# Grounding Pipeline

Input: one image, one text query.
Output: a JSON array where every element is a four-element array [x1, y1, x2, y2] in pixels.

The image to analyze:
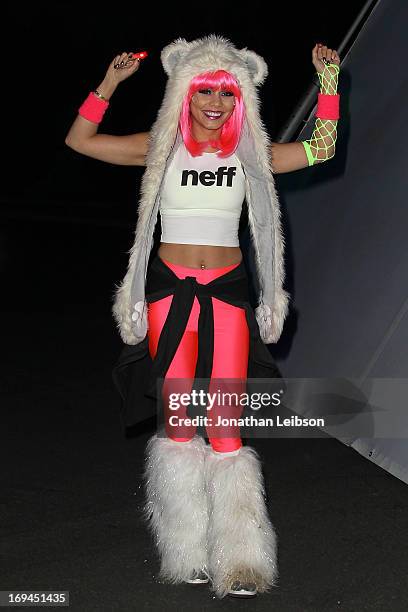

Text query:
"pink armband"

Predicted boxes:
[[78, 92, 109, 124], [316, 93, 340, 120]]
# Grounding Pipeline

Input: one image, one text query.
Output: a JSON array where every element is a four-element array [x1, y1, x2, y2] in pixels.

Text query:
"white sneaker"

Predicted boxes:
[[185, 568, 210, 584], [227, 580, 257, 598]]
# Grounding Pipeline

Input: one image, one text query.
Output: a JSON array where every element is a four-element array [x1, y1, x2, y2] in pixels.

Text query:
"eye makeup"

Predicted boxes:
[[197, 89, 234, 97]]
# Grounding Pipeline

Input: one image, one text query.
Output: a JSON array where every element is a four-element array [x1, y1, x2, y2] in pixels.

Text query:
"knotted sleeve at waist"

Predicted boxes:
[[145, 256, 280, 418], [112, 255, 285, 430]]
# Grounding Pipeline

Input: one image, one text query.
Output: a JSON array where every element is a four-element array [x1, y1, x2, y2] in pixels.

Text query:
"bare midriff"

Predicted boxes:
[[158, 243, 243, 270]]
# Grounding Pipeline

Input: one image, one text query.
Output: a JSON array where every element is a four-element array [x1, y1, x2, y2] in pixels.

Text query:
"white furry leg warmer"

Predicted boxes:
[[142, 434, 209, 583], [204, 445, 278, 598]]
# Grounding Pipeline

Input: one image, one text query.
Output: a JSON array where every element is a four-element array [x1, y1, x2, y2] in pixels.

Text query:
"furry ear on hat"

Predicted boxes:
[[161, 37, 191, 76], [240, 48, 268, 85]]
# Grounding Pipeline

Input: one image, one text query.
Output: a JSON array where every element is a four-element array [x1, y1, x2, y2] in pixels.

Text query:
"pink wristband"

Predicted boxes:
[[316, 93, 340, 120], [78, 92, 109, 124]]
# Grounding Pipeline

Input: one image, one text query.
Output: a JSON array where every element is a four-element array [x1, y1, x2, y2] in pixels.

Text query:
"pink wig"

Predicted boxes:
[[179, 70, 245, 158]]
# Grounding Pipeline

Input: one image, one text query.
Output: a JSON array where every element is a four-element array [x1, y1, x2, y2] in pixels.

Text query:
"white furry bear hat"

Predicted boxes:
[[145, 34, 271, 167], [161, 34, 268, 86], [113, 34, 289, 346]]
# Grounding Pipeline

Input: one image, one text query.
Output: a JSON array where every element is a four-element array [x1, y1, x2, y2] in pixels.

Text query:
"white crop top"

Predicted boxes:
[[159, 143, 246, 247]]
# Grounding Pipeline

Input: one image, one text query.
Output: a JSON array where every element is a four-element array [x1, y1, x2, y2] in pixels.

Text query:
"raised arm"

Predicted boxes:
[[65, 51, 150, 166], [270, 43, 340, 175]]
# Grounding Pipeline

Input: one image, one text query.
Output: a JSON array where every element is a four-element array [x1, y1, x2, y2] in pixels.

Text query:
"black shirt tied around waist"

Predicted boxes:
[[112, 254, 286, 431]]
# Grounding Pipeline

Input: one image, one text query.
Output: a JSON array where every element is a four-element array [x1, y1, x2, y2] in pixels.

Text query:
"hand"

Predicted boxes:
[[312, 43, 340, 75], [105, 51, 142, 85]]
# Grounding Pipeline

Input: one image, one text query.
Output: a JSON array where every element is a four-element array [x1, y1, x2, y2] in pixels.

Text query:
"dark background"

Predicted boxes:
[[3, 1, 372, 211], [4, 3, 408, 612]]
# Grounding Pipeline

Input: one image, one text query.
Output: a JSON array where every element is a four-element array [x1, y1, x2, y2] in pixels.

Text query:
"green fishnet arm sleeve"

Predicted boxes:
[[302, 62, 340, 166]]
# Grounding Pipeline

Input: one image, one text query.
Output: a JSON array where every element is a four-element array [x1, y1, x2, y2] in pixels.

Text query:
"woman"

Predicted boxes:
[[65, 35, 340, 599]]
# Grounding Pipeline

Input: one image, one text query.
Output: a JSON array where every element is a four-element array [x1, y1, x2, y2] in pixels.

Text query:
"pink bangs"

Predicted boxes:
[[179, 70, 245, 158]]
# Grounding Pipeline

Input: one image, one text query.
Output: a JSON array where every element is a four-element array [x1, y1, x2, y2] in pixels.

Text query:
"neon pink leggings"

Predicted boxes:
[[147, 257, 250, 453]]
